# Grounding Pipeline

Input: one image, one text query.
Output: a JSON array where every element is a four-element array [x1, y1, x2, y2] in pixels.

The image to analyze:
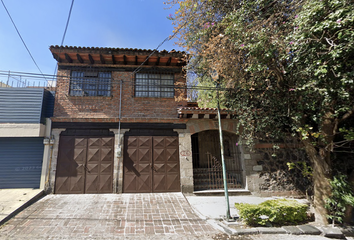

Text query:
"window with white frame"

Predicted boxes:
[[69, 71, 111, 97], [135, 73, 174, 98]]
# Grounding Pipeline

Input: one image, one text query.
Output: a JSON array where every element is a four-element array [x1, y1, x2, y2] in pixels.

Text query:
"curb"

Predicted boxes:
[[217, 221, 347, 239], [0, 190, 45, 226]]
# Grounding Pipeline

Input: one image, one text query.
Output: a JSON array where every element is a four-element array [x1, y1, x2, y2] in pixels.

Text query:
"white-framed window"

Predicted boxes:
[[69, 71, 111, 97], [135, 73, 174, 98]]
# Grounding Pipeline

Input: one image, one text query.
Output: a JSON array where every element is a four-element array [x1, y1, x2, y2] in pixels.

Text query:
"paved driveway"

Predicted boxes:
[[0, 193, 219, 239]]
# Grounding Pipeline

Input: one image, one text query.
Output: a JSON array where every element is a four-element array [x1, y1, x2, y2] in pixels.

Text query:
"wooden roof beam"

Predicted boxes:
[[52, 53, 61, 63], [65, 53, 73, 63], [144, 56, 149, 65], [166, 57, 172, 66], [111, 55, 116, 64], [123, 55, 127, 65], [76, 54, 83, 63], [155, 57, 160, 66], [100, 54, 105, 64], [88, 54, 94, 64], [135, 56, 138, 65]]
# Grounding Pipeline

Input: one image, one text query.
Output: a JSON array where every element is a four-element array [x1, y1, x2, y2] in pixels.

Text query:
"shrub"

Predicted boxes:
[[325, 174, 354, 226], [235, 199, 308, 226]]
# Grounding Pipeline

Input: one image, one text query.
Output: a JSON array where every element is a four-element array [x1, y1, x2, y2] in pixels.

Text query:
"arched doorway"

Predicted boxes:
[[191, 130, 243, 191]]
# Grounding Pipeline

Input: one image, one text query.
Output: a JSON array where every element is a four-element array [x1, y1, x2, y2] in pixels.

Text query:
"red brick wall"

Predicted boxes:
[[53, 69, 187, 122]]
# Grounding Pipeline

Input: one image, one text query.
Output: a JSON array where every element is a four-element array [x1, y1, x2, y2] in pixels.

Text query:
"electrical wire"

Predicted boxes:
[[132, 1, 207, 75], [53, 0, 75, 81], [60, 0, 75, 46], [1, 0, 48, 82]]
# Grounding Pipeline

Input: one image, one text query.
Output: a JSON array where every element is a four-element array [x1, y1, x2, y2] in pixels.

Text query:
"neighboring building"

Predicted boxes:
[[0, 87, 54, 189], [48, 45, 308, 197]]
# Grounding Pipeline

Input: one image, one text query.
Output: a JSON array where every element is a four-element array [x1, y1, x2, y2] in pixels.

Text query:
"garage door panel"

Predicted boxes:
[[137, 174, 152, 193], [138, 137, 152, 148], [55, 135, 113, 194], [153, 137, 165, 148], [75, 138, 87, 147], [153, 174, 166, 192], [154, 163, 165, 173], [88, 138, 101, 147], [85, 175, 98, 193], [123, 135, 180, 193], [87, 149, 100, 162], [123, 174, 137, 193], [101, 148, 113, 162], [165, 137, 178, 148], [138, 148, 151, 162], [166, 174, 180, 192], [167, 163, 179, 173], [100, 163, 112, 174], [99, 175, 113, 193], [139, 163, 151, 173], [153, 148, 165, 163]]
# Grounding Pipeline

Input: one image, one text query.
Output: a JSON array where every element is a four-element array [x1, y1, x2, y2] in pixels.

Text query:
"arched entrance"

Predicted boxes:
[[191, 130, 243, 191]]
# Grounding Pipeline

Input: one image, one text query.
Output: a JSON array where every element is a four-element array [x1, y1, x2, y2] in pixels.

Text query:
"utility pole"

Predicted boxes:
[[211, 69, 231, 220]]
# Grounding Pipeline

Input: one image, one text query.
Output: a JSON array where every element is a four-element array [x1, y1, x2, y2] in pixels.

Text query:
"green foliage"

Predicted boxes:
[[168, 0, 354, 222], [287, 161, 313, 178], [339, 128, 354, 141], [196, 75, 228, 108], [325, 174, 354, 224], [235, 199, 308, 226]]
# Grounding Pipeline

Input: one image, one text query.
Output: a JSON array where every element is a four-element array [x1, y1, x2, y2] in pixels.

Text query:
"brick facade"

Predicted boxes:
[[53, 70, 187, 122]]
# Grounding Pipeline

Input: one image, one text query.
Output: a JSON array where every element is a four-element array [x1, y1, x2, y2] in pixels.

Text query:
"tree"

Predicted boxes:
[[167, 0, 354, 224]]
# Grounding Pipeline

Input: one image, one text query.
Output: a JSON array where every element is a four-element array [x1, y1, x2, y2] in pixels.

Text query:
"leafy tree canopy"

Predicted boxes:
[[166, 0, 354, 224]]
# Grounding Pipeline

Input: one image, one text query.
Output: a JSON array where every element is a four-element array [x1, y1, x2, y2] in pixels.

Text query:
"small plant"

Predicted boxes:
[[235, 199, 308, 226], [325, 174, 354, 226]]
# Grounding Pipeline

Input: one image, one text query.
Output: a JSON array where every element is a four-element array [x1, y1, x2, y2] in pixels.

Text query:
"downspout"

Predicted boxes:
[[115, 80, 123, 193], [117, 80, 123, 152]]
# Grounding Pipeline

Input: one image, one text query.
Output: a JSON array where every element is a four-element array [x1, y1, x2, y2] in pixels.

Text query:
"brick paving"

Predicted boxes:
[[0, 193, 219, 239]]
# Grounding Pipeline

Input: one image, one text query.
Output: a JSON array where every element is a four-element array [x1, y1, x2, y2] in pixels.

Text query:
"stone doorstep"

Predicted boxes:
[[219, 222, 347, 239]]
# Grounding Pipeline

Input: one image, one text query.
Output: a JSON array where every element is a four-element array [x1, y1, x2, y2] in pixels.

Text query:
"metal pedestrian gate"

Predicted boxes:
[[123, 136, 180, 193], [55, 136, 114, 194]]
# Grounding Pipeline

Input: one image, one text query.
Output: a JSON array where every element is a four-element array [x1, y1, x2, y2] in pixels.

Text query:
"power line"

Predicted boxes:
[[60, 0, 75, 46], [1, 0, 48, 82], [53, 0, 75, 80], [132, 1, 207, 75]]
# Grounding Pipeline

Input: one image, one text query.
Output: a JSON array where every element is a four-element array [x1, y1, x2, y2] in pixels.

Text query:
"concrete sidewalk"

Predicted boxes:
[[186, 195, 354, 239], [0, 188, 44, 225], [186, 195, 273, 220]]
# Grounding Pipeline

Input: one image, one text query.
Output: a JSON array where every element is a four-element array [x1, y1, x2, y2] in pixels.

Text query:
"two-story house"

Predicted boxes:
[[49, 45, 308, 197]]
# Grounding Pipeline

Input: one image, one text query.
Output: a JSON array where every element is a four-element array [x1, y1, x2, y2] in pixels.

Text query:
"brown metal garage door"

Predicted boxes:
[[123, 136, 180, 193], [55, 136, 114, 194]]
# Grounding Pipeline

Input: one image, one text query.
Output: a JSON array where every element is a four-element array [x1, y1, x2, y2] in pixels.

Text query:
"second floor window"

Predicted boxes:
[[70, 71, 111, 97], [135, 73, 174, 98]]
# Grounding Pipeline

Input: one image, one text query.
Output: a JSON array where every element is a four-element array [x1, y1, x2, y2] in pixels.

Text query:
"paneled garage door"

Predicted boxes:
[[123, 136, 180, 193], [55, 136, 114, 194], [0, 137, 43, 189]]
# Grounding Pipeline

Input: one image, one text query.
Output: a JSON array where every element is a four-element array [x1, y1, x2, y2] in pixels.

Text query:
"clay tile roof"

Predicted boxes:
[[49, 45, 186, 56], [177, 106, 236, 114]]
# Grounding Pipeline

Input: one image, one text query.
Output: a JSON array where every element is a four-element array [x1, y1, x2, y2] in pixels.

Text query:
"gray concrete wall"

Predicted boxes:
[[176, 130, 193, 194]]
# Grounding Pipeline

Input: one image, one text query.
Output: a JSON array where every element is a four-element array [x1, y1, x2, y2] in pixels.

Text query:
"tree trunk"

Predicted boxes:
[[303, 140, 332, 225]]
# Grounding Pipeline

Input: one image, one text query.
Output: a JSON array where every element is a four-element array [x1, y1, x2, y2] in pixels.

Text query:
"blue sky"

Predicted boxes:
[[0, 0, 181, 85]]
